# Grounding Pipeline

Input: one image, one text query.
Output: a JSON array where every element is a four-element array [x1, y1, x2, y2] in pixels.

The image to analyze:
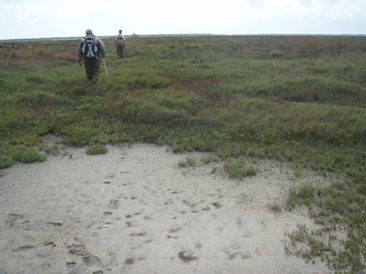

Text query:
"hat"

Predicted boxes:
[[86, 29, 93, 35]]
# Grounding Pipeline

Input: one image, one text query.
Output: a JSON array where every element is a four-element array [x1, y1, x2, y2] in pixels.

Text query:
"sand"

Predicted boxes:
[[0, 136, 335, 274]]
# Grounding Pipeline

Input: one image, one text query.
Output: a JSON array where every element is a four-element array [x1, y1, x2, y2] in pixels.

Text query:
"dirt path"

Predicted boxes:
[[0, 140, 334, 273]]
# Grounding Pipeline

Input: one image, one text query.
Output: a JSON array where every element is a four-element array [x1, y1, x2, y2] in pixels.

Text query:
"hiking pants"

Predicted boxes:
[[116, 44, 124, 58], [84, 59, 101, 81]]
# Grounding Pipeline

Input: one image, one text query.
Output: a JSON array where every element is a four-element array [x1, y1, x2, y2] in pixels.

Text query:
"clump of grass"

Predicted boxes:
[[224, 158, 246, 179], [178, 157, 196, 167], [287, 184, 316, 210], [294, 166, 302, 178], [270, 203, 282, 213], [201, 154, 220, 164], [11, 150, 47, 163], [86, 144, 108, 155], [251, 156, 258, 164], [38, 144, 60, 155], [223, 158, 257, 179], [0, 156, 14, 169], [245, 165, 257, 176], [287, 188, 298, 210]]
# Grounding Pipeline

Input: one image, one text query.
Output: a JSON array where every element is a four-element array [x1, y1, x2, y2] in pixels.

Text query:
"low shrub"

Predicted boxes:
[[86, 144, 108, 155], [11, 150, 47, 163], [0, 156, 14, 168]]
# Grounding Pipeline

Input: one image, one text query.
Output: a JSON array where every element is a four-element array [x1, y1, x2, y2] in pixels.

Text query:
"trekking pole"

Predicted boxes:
[[103, 58, 108, 78]]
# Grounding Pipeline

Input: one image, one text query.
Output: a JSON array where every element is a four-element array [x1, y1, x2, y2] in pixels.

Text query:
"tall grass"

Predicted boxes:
[[1, 35, 366, 272]]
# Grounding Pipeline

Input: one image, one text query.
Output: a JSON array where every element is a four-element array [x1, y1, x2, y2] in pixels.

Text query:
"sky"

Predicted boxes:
[[0, 0, 365, 40]]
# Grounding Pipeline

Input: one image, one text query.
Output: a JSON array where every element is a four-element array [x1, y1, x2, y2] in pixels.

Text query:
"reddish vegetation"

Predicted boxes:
[[169, 77, 235, 114]]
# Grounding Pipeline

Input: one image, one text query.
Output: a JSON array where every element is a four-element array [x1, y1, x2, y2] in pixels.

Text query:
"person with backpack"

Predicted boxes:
[[115, 29, 126, 58], [77, 29, 106, 83]]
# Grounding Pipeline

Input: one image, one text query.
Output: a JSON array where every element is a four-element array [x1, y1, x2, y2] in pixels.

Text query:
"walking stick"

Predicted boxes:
[[103, 58, 108, 78]]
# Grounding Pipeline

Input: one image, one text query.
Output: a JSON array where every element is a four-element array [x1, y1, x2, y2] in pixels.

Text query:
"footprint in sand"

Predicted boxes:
[[107, 199, 120, 209], [104, 173, 116, 179], [12, 245, 37, 256], [212, 202, 222, 209], [178, 250, 198, 262], [46, 222, 63, 226], [12, 242, 55, 256], [67, 244, 101, 267], [20, 220, 33, 230], [6, 214, 24, 227]]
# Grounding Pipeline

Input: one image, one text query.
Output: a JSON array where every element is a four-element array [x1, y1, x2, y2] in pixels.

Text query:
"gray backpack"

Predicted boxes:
[[82, 38, 98, 59]]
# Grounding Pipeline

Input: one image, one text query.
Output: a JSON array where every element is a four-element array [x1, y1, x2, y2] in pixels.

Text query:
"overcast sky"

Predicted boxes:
[[1, 0, 365, 40]]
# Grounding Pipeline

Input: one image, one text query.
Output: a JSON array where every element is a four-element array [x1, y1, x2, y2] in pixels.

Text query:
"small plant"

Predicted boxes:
[[245, 165, 257, 176], [38, 143, 60, 155], [270, 203, 282, 213], [286, 184, 316, 210], [294, 166, 302, 178], [224, 158, 246, 179], [298, 184, 315, 200], [86, 144, 108, 155], [201, 154, 220, 164], [186, 157, 196, 166], [179, 157, 196, 167], [287, 188, 298, 210], [251, 156, 258, 164]]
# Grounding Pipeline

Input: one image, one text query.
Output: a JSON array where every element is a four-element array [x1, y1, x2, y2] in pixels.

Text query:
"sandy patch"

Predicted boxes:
[[0, 139, 335, 274]]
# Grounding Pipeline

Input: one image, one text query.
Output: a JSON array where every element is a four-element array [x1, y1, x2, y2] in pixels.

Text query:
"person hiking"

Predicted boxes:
[[77, 29, 106, 83], [115, 29, 126, 58]]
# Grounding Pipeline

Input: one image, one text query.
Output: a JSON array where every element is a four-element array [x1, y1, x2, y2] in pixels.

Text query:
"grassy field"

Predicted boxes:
[[1, 35, 366, 273]]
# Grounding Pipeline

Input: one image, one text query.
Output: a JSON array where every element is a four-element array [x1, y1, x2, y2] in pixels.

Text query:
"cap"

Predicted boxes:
[[86, 29, 93, 35]]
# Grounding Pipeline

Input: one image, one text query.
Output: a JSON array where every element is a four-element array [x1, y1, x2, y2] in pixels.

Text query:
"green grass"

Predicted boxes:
[[270, 203, 282, 213], [86, 144, 108, 155], [178, 157, 196, 167], [1, 35, 366, 272]]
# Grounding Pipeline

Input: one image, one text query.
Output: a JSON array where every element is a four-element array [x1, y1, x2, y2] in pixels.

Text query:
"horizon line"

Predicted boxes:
[[1, 33, 366, 42]]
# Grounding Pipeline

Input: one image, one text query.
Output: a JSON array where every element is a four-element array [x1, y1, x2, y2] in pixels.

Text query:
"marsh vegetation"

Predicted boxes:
[[1, 35, 366, 272]]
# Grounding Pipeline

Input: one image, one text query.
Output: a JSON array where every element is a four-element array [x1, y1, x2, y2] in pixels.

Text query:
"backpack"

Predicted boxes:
[[116, 35, 125, 45], [82, 37, 98, 59]]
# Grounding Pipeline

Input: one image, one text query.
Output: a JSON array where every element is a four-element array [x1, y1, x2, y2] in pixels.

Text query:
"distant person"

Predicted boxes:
[[77, 29, 106, 83], [115, 29, 126, 58]]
